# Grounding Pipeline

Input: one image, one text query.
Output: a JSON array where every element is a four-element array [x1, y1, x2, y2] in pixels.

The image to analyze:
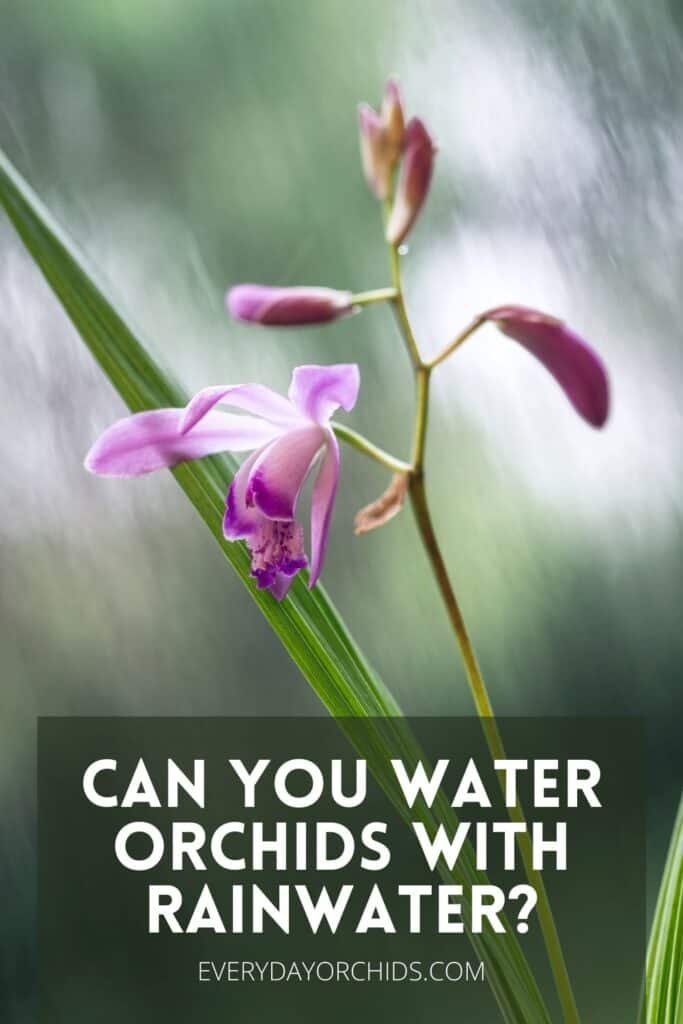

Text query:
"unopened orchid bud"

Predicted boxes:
[[381, 77, 405, 154], [358, 78, 406, 200], [227, 285, 354, 327], [483, 305, 609, 427], [358, 105, 389, 200], [385, 118, 436, 246]]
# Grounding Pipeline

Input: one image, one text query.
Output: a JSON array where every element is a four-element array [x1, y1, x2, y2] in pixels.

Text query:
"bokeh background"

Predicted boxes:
[[0, 1, 681, 1021]]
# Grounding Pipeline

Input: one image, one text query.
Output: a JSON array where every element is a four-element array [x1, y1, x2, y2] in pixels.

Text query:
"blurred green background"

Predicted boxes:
[[0, 1, 681, 1020]]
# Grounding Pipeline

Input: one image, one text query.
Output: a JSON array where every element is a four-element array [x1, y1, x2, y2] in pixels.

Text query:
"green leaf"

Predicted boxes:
[[640, 797, 683, 1023], [0, 147, 552, 1023]]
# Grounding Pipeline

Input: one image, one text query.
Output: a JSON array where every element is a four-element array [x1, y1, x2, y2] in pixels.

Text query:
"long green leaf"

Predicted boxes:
[[640, 797, 683, 1023], [0, 147, 552, 1023]]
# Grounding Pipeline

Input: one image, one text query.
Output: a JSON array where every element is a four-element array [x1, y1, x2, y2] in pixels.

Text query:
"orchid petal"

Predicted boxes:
[[84, 409, 279, 478], [269, 573, 294, 601], [224, 449, 308, 598], [246, 425, 325, 521], [484, 306, 610, 428], [181, 383, 301, 435], [308, 428, 340, 588], [288, 363, 360, 424], [249, 519, 307, 592], [223, 449, 262, 539]]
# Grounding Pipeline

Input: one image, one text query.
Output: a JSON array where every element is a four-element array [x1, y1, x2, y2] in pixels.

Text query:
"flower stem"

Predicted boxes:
[[427, 313, 488, 368], [381, 213, 581, 1024], [409, 473, 580, 1024], [332, 421, 412, 474], [351, 287, 398, 306], [410, 365, 431, 468], [387, 247, 422, 368], [383, 199, 423, 369], [409, 473, 493, 715]]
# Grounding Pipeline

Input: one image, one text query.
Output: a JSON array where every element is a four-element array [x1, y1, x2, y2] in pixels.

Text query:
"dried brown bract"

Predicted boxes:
[[354, 472, 410, 535]]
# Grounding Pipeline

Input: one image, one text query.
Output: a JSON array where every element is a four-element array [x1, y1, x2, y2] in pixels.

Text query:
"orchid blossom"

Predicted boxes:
[[85, 364, 359, 600]]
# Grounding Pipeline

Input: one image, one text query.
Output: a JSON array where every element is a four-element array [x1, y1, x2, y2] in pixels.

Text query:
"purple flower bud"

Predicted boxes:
[[385, 118, 436, 246], [358, 78, 406, 200], [483, 305, 610, 428], [227, 285, 354, 327]]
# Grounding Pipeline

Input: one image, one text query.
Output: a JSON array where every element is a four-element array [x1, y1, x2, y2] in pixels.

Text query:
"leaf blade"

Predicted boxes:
[[640, 797, 683, 1023]]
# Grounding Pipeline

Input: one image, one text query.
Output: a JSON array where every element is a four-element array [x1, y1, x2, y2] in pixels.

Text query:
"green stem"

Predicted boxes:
[[383, 200, 423, 369], [331, 421, 412, 475], [383, 218, 581, 1024], [410, 365, 431, 469], [409, 474, 581, 1024], [427, 313, 488, 368], [351, 286, 398, 306]]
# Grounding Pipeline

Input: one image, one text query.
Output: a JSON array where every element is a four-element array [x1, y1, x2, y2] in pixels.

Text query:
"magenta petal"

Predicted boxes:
[[85, 409, 279, 478], [246, 425, 325, 520], [227, 285, 353, 326], [269, 573, 294, 601], [248, 519, 307, 591], [288, 363, 360, 424], [224, 450, 307, 598], [223, 449, 262, 539], [308, 429, 340, 588], [484, 306, 610, 428], [181, 383, 300, 435]]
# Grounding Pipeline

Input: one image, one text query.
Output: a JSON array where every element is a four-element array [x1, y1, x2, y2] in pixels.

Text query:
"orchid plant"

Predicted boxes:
[[81, 78, 610, 1023], [85, 81, 608, 602], [1, 77, 678, 1024]]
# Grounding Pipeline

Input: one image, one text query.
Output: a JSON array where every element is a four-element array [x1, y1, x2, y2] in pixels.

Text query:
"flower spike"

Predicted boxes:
[[227, 285, 353, 326], [385, 118, 436, 246], [483, 305, 610, 428], [85, 364, 360, 599]]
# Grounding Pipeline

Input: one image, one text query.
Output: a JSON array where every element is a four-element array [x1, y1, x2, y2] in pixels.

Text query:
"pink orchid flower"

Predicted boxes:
[[85, 363, 360, 600]]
